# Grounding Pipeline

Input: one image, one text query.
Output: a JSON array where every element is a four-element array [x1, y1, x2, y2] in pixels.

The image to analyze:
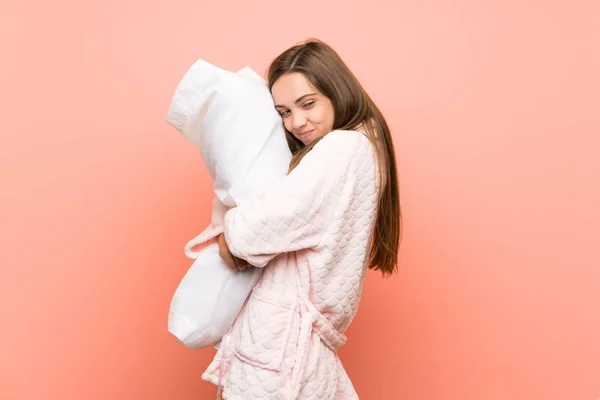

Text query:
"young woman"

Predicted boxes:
[[207, 38, 402, 399]]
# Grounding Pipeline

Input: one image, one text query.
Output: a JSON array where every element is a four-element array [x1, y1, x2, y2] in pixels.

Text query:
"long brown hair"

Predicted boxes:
[[266, 38, 402, 276]]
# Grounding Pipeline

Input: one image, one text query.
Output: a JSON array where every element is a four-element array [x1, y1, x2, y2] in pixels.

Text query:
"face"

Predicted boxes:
[[271, 72, 335, 145]]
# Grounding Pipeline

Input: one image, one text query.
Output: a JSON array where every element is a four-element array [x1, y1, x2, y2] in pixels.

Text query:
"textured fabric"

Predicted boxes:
[[202, 130, 380, 399]]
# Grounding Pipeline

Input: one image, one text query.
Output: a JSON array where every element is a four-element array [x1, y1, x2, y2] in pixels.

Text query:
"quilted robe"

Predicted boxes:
[[202, 130, 380, 399]]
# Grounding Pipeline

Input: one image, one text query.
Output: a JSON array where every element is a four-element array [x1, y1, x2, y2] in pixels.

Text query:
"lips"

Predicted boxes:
[[297, 129, 315, 141]]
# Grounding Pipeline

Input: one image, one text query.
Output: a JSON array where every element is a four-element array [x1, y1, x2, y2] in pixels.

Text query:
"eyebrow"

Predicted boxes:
[[274, 93, 317, 109]]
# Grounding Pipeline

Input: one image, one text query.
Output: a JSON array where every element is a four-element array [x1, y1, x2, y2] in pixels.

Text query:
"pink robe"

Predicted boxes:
[[202, 130, 380, 399]]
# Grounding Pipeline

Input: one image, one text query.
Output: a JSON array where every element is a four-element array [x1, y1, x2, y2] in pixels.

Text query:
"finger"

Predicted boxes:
[[220, 249, 237, 270], [235, 257, 248, 271], [218, 235, 238, 270], [233, 256, 248, 271], [218, 236, 237, 269]]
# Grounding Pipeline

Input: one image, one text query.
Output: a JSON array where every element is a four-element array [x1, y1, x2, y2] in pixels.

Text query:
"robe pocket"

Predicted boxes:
[[233, 291, 297, 372]]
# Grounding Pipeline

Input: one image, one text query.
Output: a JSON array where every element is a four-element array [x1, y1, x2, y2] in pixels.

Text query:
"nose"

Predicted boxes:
[[291, 111, 307, 131]]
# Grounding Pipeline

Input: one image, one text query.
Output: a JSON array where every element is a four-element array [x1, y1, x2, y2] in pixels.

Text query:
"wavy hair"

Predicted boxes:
[[266, 38, 402, 276]]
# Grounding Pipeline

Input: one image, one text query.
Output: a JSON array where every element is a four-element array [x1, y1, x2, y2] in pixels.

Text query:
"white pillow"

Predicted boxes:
[[167, 243, 263, 349], [166, 60, 291, 207], [165, 59, 291, 349]]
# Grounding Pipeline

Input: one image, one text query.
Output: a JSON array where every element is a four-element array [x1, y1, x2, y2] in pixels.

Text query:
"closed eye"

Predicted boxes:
[[277, 100, 314, 117]]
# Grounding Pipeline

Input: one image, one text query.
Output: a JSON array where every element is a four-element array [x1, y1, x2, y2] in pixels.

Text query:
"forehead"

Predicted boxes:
[[271, 72, 318, 105]]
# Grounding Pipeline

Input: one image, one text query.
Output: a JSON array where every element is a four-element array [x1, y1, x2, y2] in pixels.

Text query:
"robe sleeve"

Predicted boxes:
[[223, 130, 373, 267]]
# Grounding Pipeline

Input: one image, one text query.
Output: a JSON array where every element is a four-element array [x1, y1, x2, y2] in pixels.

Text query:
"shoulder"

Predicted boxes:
[[320, 129, 370, 145], [313, 130, 373, 157], [291, 130, 375, 177], [305, 130, 377, 178]]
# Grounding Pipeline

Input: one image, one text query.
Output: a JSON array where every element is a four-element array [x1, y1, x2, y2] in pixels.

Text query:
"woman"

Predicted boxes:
[[206, 38, 402, 399]]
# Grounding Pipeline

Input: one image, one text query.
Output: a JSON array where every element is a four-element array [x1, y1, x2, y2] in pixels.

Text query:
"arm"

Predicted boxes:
[[222, 130, 371, 267]]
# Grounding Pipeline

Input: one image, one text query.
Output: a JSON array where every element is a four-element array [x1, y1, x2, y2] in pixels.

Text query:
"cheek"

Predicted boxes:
[[282, 117, 293, 133], [313, 107, 328, 127], [326, 110, 335, 129], [317, 106, 334, 131]]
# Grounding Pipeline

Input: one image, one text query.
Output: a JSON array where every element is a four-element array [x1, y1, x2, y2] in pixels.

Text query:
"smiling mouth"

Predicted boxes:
[[298, 129, 314, 139]]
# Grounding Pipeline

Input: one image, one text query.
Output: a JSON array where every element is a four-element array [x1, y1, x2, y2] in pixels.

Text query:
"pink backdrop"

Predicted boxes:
[[2, 0, 599, 399]]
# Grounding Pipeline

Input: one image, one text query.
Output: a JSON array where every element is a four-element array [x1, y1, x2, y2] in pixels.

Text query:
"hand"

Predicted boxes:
[[217, 233, 248, 271]]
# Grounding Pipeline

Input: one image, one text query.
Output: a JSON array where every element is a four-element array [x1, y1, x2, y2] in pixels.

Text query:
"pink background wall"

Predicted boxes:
[[2, 0, 599, 399]]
